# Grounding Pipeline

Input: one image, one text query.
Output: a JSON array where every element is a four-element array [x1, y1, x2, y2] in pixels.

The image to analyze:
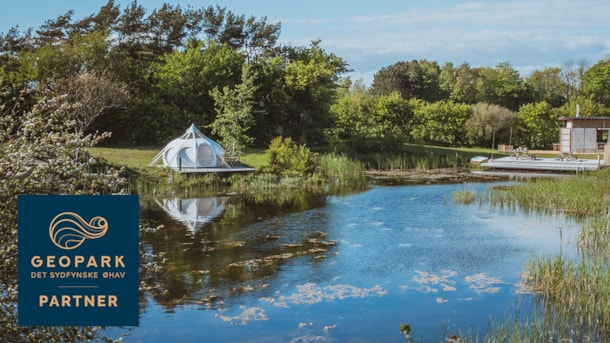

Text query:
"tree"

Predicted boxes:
[[465, 103, 516, 148], [475, 62, 529, 111], [561, 59, 589, 100], [147, 4, 189, 55], [209, 65, 258, 160], [247, 56, 291, 145], [34, 11, 75, 47], [516, 101, 559, 149], [438, 62, 456, 100], [263, 136, 318, 177], [525, 67, 567, 107], [450, 62, 477, 104], [73, 0, 120, 33], [282, 40, 349, 144], [200, 5, 281, 60], [410, 99, 471, 145], [54, 72, 129, 135], [582, 58, 610, 107], [152, 40, 243, 131], [370, 60, 441, 102]]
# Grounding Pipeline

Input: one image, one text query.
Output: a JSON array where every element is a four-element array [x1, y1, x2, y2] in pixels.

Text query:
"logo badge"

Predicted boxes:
[[18, 195, 139, 326]]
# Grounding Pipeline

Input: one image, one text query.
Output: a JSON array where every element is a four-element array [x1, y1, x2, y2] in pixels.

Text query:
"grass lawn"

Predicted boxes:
[[88, 147, 159, 170], [88, 146, 270, 171]]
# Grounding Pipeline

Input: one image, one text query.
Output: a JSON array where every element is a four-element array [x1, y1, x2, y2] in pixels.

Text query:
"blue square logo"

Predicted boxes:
[[18, 195, 139, 326]]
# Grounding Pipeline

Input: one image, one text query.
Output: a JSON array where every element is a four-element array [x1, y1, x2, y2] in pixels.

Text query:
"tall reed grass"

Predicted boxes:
[[360, 151, 467, 170], [488, 178, 610, 216], [450, 173, 610, 342], [318, 153, 367, 187], [521, 253, 610, 341]]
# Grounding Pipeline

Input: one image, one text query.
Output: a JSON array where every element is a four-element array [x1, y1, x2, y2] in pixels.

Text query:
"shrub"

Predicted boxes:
[[263, 137, 319, 177]]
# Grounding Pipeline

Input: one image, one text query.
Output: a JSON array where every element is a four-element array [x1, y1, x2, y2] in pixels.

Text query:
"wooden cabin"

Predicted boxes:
[[558, 116, 610, 154]]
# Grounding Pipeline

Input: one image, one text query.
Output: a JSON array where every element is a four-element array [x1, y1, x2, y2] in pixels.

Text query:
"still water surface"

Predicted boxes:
[[108, 182, 579, 342]]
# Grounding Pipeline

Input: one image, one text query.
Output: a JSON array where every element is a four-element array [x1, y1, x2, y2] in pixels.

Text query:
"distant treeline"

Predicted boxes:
[[1, 0, 609, 150]]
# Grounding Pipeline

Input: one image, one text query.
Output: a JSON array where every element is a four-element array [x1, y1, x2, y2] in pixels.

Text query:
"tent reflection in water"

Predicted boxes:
[[156, 197, 228, 233], [150, 124, 253, 172]]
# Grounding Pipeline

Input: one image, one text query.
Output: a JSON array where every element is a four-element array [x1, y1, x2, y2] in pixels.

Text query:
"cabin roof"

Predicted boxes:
[[559, 116, 610, 121]]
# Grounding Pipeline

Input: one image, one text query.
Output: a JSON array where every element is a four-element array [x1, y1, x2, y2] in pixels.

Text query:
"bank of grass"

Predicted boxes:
[[460, 168, 610, 342]]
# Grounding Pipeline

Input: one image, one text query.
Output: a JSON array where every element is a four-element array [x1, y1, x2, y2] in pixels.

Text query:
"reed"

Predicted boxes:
[[578, 214, 610, 256], [452, 190, 477, 204], [520, 253, 610, 341], [318, 153, 367, 187], [452, 173, 610, 342], [358, 151, 467, 171], [488, 177, 610, 216]]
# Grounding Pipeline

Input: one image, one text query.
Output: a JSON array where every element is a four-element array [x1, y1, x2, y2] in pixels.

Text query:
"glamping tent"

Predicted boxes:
[[150, 124, 230, 171]]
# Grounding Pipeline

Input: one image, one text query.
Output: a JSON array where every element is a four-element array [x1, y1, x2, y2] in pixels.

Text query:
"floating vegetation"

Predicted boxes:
[[412, 270, 458, 294], [409, 270, 505, 299], [215, 306, 269, 325], [465, 273, 504, 294], [261, 283, 387, 308]]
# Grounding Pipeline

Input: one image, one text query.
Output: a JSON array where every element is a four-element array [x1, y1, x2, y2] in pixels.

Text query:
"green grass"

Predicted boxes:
[[88, 146, 159, 170], [238, 147, 268, 169]]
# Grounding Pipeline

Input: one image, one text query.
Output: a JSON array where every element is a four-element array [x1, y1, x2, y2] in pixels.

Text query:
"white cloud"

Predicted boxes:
[[278, 0, 610, 84]]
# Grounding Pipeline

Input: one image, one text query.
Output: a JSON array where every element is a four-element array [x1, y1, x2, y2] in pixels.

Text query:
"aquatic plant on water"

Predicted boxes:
[[452, 190, 477, 204]]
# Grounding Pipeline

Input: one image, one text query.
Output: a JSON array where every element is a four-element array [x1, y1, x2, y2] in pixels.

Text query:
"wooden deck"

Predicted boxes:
[[481, 156, 604, 172], [171, 166, 256, 173]]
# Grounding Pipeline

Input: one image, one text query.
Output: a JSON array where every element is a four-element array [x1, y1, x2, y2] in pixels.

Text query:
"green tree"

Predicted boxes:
[[153, 40, 243, 122], [282, 40, 349, 144], [475, 62, 529, 111], [73, 0, 120, 33], [438, 62, 456, 100], [516, 101, 559, 149], [450, 62, 478, 104], [329, 90, 411, 151], [525, 67, 567, 107], [410, 99, 471, 145], [582, 58, 610, 107], [561, 59, 589, 100], [554, 96, 610, 118], [210, 65, 259, 160], [370, 59, 441, 102], [200, 5, 281, 60], [247, 56, 291, 144]]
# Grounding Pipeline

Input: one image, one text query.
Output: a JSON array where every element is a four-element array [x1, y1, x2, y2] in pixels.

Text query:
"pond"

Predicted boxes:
[[106, 182, 579, 342]]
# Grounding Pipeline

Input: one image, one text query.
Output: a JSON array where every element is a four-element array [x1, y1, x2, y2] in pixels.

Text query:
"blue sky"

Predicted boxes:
[[1, 0, 609, 85]]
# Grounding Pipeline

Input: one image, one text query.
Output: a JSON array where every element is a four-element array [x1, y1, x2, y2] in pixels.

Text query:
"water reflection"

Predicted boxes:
[[121, 183, 579, 342], [140, 192, 333, 313], [156, 197, 228, 232]]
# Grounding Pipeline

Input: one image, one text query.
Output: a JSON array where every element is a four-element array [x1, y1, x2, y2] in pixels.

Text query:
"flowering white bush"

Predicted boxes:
[[0, 86, 127, 342]]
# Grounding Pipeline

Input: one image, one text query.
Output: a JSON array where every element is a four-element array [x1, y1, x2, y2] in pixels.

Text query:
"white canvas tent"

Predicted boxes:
[[150, 124, 230, 171]]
